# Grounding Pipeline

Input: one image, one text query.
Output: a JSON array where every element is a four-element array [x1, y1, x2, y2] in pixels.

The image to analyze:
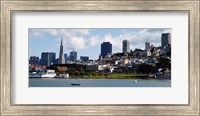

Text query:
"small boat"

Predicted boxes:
[[71, 83, 81, 86], [134, 80, 139, 83]]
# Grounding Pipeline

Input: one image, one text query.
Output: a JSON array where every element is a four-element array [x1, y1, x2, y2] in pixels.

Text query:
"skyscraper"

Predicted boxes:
[[161, 33, 171, 47], [40, 52, 49, 66], [70, 50, 77, 62], [49, 52, 56, 64], [40, 52, 56, 66], [122, 40, 130, 53], [145, 42, 150, 50], [64, 53, 68, 61], [101, 42, 112, 58], [58, 38, 65, 64]]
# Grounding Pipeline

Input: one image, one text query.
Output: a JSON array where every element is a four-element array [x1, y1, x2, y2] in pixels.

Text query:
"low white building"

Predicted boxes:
[[29, 69, 56, 78], [58, 74, 69, 78]]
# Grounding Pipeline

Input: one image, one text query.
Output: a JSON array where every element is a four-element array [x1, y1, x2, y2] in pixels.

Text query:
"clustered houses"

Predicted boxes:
[[84, 33, 171, 74], [85, 43, 171, 73]]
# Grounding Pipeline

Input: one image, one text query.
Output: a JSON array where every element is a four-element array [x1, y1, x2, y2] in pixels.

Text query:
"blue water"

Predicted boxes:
[[29, 78, 171, 87]]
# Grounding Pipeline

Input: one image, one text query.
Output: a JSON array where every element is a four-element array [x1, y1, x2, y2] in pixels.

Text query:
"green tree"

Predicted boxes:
[[156, 57, 171, 74], [138, 64, 155, 77], [68, 70, 74, 76], [80, 71, 85, 75], [74, 71, 80, 76]]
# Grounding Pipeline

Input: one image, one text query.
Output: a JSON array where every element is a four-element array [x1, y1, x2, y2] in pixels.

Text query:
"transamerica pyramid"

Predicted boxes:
[[58, 38, 65, 64]]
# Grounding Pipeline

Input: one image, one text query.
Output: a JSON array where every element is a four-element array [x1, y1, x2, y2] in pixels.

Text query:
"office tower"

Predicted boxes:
[[29, 56, 39, 65], [40, 52, 50, 66], [58, 38, 65, 64], [40, 52, 56, 66], [64, 53, 68, 61], [49, 52, 56, 64], [80, 56, 89, 62], [161, 33, 171, 47], [101, 42, 112, 57], [122, 40, 130, 53], [145, 42, 150, 50], [70, 50, 77, 62]]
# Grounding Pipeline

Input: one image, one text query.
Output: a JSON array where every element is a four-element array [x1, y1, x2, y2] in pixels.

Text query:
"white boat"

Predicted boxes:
[[29, 70, 56, 78], [134, 80, 139, 83]]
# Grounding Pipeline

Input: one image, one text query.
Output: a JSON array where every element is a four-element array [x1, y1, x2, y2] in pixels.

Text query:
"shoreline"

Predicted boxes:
[[29, 77, 171, 80]]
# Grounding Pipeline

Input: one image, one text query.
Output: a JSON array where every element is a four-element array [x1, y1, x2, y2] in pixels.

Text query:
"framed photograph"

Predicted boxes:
[[1, 0, 199, 115]]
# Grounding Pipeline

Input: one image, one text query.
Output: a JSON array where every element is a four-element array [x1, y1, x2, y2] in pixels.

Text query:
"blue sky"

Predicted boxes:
[[29, 28, 171, 60]]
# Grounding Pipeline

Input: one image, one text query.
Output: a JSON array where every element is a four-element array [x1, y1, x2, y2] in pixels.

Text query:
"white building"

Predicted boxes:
[[29, 69, 56, 78], [58, 74, 69, 78]]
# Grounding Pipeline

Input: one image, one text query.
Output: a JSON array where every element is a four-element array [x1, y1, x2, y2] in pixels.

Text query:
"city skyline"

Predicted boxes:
[[29, 28, 171, 60]]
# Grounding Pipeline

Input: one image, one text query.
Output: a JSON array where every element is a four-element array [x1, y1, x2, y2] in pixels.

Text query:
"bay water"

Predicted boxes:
[[29, 78, 171, 87]]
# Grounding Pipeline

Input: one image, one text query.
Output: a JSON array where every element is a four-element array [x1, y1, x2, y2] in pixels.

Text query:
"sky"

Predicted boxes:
[[29, 28, 171, 60]]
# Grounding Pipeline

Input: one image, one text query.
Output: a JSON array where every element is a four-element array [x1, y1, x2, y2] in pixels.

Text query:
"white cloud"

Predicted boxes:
[[64, 37, 86, 50], [87, 35, 101, 46], [29, 28, 171, 51], [29, 29, 90, 38]]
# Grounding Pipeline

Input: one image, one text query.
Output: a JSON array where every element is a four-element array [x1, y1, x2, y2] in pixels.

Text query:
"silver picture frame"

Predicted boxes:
[[1, 0, 199, 115]]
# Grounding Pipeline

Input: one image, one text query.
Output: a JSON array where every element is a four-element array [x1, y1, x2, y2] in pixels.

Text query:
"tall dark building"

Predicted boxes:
[[64, 53, 68, 61], [101, 42, 112, 58], [58, 38, 65, 64], [80, 56, 89, 62], [49, 52, 56, 64], [29, 56, 39, 65], [122, 40, 130, 53], [40, 52, 49, 66], [40, 52, 56, 66], [161, 33, 171, 47], [70, 50, 77, 62], [145, 42, 150, 50]]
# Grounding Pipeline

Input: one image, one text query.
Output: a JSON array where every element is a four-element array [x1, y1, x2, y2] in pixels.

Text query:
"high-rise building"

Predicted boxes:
[[58, 38, 65, 64], [29, 56, 39, 65], [40, 52, 56, 66], [122, 40, 130, 53], [101, 42, 112, 57], [40, 52, 49, 66], [145, 42, 150, 50], [80, 56, 89, 62], [70, 50, 77, 62], [49, 52, 56, 64], [161, 33, 171, 47], [64, 53, 68, 61]]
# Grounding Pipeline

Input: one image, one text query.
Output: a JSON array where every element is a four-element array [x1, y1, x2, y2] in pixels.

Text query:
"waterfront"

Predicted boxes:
[[29, 29, 172, 88], [29, 78, 171, 87]]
